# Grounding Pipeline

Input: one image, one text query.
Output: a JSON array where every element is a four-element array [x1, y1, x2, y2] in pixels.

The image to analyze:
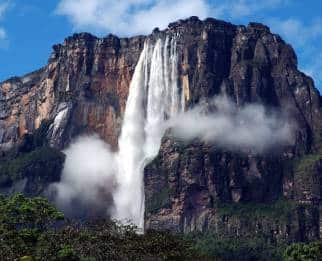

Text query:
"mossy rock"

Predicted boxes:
[[293, 153, 322, 174], [18, 256, 34, 261], [215, 199, 298, 222], [0, 119, 65, 196], [0, 146, 65, 183], [186, 232, 285, 261], [293, 152, 322, 200], [146, 187, 174, 214]]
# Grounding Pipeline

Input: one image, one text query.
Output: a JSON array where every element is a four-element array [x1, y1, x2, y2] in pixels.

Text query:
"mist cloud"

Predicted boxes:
[[0, 27, 5, 39], [0, 1, 9, 42], [167, 95, 295, 153], [50, 135, 117, 217]]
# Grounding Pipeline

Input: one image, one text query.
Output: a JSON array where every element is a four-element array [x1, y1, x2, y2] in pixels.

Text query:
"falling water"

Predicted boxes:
[[113, 35, 184, 230]]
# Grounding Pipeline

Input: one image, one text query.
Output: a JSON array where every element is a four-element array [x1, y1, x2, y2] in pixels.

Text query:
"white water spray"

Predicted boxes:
[[113, 36, 183, 230]]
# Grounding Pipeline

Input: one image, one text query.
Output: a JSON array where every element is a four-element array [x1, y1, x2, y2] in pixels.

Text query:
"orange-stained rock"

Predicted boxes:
[[0, 33, 145, 150]]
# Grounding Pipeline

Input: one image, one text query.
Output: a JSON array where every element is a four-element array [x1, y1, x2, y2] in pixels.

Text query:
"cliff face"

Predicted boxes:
[[143, 18, 322, 242], [0, 33, 145, 150], [1, 17, 322, 243]]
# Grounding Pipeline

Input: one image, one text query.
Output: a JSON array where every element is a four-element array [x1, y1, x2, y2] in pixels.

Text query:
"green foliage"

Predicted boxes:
[[0, 146, 65, 182], [293, 153, 322, 175], [0, 194, 200, 261], [0, 119, 64, 187], [0, 119, 53, 162], [0, 194, 64, 260], [31, 221, 200, 260], [57, 245, 79, 261], [0, 193, 64, 247], [293, 153, 322, 199], [187, 232, 285, 261], [146, 187, 173, 214], [34, 221, 199, 260], [0, 193, 64, 230], [215, 199, 297, 221], [283, 241, 322, 261], [2, 194, 319, 261], [19, 256, 35, 261]]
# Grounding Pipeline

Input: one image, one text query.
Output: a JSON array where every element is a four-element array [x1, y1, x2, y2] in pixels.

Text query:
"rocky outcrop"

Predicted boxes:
[[144, 137, 321, 242], [0, 120, 65, 196], [144, 17, 322, 242], [1, 17, 322, 243], [0, 33, 145, 150]]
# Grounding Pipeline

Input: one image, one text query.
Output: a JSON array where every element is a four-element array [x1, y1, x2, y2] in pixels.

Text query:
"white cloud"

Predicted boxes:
[[0, 1, 10, 19], [303, 52, 322, 87], [0, 27, 5, 39], [268, 18, 322, 47], [230, 0, 284, 17], [0, 1, 9, 42], [168, 95, 295, 153], [267, 18, 322, 87], [56, 0, 209, 36], [212, 0, 288, 19]]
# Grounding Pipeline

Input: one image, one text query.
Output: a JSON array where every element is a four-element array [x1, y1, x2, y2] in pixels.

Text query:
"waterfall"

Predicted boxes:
[[113, 35, 183, 230]]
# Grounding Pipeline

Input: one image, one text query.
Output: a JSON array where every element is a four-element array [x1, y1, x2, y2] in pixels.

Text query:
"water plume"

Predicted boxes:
[[114, 36, 183, 229]]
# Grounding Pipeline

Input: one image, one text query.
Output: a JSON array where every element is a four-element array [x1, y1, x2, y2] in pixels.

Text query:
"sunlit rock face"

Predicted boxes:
[[1, 16, 322, 242], [0, 33, 145, 150], [0, 17, 320, 153]]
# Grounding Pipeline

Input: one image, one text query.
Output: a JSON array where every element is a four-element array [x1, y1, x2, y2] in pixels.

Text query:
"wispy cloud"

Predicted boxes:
[[212, 0, 288, 19], [302, 52, 322, 87], [268, 18, 322, 47], [0, 1, 9, 42], [56, 0, 209, 36], [0, 1, 9, 19], [267, 18, 322, 87], [0, 27, 5, 39]]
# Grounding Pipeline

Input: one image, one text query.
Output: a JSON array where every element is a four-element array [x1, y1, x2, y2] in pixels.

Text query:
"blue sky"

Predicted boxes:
[[0, 0, 322, 91]]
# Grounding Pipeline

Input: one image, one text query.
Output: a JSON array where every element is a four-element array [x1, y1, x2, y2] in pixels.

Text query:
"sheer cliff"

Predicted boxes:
[[1, 17, 322, 244]]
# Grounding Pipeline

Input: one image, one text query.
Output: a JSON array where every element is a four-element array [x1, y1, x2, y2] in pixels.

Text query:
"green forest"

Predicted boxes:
[[0, 193, 321, 261]]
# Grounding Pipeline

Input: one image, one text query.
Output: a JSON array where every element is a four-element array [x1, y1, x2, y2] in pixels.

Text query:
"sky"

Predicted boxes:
[[0, 0, 321, 91]]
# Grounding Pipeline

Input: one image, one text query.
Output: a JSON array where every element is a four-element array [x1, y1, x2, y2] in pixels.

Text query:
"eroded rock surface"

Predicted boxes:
[[1, 17, 322, 243]]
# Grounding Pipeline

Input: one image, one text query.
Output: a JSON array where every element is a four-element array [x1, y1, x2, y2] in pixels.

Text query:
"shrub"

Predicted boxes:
[[283, 241, 322, 261], [0, 194, 201, 260]]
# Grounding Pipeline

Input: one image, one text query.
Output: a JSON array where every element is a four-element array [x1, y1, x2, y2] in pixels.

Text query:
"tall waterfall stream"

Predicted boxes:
[[113, 35, 184, 230]]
